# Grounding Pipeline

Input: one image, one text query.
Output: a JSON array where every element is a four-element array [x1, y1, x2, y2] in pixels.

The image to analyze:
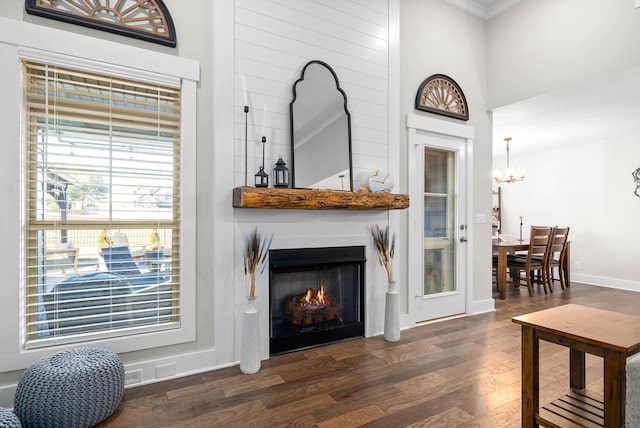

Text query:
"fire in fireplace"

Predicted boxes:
[[286, 285, 341, 326], [269, 246, 365, 355]]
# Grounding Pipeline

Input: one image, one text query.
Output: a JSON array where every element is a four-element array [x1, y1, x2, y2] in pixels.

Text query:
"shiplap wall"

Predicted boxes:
[[234, 0, 391, 188], [226, 0, 399, 357]]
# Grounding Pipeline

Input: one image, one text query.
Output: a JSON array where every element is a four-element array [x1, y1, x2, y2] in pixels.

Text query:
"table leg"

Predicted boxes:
[[521, 326, 539, 428], [498, 247, 508, 300], [603, 349, 626, 428], [569, 348, 585, 390]]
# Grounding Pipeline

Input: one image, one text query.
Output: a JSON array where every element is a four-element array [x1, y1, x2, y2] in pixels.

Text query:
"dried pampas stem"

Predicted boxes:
[[243, 227, 273, 300], [369, 224, 395, 283]]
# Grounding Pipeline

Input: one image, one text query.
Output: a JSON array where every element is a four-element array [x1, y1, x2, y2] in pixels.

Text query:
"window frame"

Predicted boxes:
[[0, 17, 198, 371], [23, 60, 183, 347]]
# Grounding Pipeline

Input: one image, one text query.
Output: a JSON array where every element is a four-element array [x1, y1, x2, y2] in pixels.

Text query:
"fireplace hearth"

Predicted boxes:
[[269, 246, 365, 355]]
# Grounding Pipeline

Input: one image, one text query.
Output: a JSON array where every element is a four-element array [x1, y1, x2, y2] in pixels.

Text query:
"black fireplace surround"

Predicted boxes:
[[269, 246, 365, 355]]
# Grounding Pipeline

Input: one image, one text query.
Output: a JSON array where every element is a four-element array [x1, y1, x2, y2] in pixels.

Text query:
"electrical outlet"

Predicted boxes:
[[155, 363, 177, 379], [124, 369, 143, 385], [575, 261, 582, 270]]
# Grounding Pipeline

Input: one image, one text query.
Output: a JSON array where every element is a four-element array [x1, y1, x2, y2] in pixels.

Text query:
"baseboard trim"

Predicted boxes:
[[571, 275, 640, 292], [470, 298, 496, 315], [0, 348, 223, 408]]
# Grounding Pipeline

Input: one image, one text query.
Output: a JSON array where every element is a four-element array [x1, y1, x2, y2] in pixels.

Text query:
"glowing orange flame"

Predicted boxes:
[[296, 286, 331, 307], [303, 288, 313, 304], [317, 285, 326, 304]]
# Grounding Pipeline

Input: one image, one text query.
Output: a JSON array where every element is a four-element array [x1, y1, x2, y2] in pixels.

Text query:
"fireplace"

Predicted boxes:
[[269, 246, 365, 355]]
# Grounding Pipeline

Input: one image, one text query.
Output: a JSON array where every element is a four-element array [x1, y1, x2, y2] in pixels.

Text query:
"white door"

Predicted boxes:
[[409, 131, 468, 322]]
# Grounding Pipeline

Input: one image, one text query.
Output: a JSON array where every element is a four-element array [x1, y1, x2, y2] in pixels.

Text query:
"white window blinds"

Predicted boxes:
[[23, 60, 182, 347]]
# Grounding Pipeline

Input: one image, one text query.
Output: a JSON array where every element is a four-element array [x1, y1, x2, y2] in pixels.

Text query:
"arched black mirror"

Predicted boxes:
[[290, 60, 353, 191]]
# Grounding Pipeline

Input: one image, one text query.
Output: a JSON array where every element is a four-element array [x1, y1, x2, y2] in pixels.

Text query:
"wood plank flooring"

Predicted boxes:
[[98, 283, 640, 427]]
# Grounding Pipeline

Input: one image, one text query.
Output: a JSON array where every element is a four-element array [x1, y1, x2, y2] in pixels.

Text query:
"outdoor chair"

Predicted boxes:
[[100, 246, 168, 287]]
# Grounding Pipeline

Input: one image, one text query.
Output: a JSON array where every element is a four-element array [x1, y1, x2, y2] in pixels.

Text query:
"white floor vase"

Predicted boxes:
[[384, 281, 400, 342], [240, 299, 260, 374]]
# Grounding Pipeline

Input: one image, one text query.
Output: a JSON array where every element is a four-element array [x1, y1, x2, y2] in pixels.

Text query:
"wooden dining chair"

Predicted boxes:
[[546, 226, 570, 290], [506, 225, 554, 296], [492, 253, 499, 290]]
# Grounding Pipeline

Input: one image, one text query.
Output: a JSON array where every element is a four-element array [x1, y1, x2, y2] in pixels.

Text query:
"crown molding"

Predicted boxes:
[[446, 0, 521, 20]]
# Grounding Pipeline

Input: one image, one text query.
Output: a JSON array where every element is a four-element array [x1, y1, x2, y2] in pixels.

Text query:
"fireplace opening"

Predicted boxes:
[[269, 246, 365, 355]]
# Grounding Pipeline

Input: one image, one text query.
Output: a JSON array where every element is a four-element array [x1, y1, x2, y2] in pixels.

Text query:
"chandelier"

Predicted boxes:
[[493, 137, 525, 183]]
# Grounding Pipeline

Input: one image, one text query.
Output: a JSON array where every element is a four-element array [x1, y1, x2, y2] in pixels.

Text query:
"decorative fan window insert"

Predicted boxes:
[[25, 0, 177, 47], [415, 74, 469, 121]]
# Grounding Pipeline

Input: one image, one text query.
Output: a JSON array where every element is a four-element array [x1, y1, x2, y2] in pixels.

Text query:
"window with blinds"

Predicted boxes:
[[23, 60, 182, 347]]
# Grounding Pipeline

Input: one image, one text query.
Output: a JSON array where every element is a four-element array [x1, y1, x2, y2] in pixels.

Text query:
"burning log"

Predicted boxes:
[[285, 286, 341, 326]]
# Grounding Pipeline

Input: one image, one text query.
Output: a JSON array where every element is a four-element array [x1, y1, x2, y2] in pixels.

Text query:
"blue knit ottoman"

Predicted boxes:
[[14, 347, 124, 428], [628, 354, 640, 427], [0, 408, 21, 428]]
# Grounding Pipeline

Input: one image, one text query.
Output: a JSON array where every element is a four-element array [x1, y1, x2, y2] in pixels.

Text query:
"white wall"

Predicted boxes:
[[0, 0, 411, 402], [0, 0, 218, 404], [489, 0, 640, 292], [488, 0, 640, 109], [213, 0, 405, 365], [231, 0, 395, 189], [399, 0, 494, 308], [0, 0, 543, 403], [496, 136, 640, 291]]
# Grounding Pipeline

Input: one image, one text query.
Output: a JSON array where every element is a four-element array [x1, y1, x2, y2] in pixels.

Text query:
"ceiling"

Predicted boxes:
[[491, 66, 640, 157], [445, 0, 640, 158], [445, 0, 521, 20]]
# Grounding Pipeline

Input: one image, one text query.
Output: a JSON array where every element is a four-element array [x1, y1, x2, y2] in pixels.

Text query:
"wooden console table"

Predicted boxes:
[[513, 304, 640, 427]]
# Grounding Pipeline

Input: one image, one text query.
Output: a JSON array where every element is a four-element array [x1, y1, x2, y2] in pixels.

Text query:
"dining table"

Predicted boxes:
[[492, 238, 571, 299]]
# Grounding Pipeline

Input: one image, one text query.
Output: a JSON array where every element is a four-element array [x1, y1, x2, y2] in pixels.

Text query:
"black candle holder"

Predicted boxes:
[[273, 156, 289, 188], [254, 136, 268, 187], [243, 105, 249, 186], [254, 166, 268, 187]]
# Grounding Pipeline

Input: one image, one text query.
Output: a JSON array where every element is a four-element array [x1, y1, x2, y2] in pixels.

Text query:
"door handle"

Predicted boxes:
[[460, 237, 468, 243]]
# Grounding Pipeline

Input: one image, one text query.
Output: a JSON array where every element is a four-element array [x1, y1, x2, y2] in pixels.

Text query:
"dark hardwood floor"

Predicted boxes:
[[98, 282, 640, 427]]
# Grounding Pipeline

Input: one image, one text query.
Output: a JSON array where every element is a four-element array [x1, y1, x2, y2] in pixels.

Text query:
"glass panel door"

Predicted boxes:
[[423, 148, 456, 296], [409, 130, 467, 323]]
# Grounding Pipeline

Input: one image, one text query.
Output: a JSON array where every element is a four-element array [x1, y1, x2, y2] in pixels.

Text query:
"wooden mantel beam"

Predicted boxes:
[[232, 187, 409, 210]]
